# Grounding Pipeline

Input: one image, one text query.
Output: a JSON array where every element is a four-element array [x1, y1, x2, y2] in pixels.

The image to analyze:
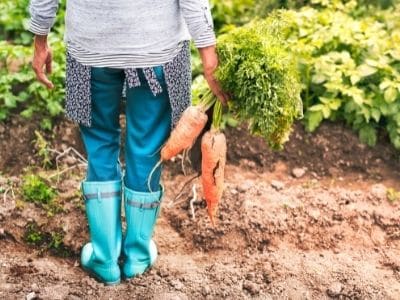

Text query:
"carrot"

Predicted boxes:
[[147, 105, 208, 191], [201, 128, 227, 225], [161, 106, 208, 161]]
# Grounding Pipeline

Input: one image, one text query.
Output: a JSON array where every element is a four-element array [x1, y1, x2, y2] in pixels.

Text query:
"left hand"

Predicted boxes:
[[198, 45, 230, 106]]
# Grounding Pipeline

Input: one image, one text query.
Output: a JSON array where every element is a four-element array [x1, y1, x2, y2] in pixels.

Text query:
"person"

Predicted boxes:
[[29, 0, 229, 285]]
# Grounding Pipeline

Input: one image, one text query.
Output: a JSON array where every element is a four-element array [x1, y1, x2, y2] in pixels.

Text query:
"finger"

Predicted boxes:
[[36, 70, 54, 89], [210, 85, 228, 105], [45, 53, 52, 74], [205, 76, 229, 105]]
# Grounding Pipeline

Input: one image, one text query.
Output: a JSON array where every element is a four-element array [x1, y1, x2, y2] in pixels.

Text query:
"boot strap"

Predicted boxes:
[[126, 200, 160, 209], [84, 191, 120, 200]]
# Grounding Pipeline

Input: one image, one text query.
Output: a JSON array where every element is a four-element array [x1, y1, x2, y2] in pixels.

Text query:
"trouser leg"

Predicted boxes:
[[124, 66, 172, 192], [122, 66, 171, 278], [79, 67, 124, 285], [80, 67, 124, 181]]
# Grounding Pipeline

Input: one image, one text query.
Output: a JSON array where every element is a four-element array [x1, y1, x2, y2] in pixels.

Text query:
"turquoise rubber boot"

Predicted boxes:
[[122, 185, 163, 278], [80, 180, 122, 285]]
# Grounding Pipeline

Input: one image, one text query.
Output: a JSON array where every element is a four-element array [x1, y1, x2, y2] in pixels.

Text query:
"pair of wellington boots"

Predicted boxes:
[[80, 180, 162, 285]]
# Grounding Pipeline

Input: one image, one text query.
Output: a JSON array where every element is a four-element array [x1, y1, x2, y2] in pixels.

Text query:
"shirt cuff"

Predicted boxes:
[[194, 28, 217, 48], [28, 19, 51, 35]]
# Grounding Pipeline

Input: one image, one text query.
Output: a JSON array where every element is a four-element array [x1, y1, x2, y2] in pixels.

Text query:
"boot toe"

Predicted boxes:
[[81, 243, 121, 285], [123, 240, 158, 279], [149, 239, 158, 265], [81, 243, 94, 268]]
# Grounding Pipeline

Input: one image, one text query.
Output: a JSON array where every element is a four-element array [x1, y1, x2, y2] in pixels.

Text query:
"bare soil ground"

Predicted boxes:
[[0, 116, 399, 299]]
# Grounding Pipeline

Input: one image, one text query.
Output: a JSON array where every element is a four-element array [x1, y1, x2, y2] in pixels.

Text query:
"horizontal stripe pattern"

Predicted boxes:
[[29, 0, 217, 68], [66, 40, 186, 69], [29, 19, 51, 35]]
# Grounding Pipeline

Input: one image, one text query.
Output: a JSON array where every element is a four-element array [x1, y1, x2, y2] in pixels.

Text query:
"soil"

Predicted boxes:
[[0, 117, 399, 299]]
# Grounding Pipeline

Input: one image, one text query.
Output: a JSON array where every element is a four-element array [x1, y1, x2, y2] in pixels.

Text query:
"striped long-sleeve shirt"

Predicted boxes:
[[28, 0, 216, 68]]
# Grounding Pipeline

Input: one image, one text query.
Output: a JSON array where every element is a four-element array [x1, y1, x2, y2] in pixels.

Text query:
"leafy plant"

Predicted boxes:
[[0, 0, 66, 128], [24, 222, 44, 245], [21, 174, 57, 205], [24, 222, 71, 257], [215, 19, 303, 149], [34, 130, 53, 168], [264, 5, 400, 148]]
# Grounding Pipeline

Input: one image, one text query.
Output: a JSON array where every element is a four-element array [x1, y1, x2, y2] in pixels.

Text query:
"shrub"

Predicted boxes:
[[265, 4, 400, 148]]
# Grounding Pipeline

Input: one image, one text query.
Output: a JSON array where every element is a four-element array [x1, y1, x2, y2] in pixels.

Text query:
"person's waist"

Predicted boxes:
[[65, 39, 189, 69]]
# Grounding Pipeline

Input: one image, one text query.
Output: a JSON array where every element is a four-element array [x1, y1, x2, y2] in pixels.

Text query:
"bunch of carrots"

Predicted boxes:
[[148, 18, 304, 225], [148, 89, 226, 225]]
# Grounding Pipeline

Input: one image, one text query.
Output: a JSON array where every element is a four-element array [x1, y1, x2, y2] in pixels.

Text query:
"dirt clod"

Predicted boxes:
[[327, 281, 343, 297], [243, 280, 260, 295], [270, 180, 284, 190], [292, 167, 306, 178]]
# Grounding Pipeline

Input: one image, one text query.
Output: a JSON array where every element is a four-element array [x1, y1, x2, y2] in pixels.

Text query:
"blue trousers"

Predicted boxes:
[[79, 66, 171, 192]]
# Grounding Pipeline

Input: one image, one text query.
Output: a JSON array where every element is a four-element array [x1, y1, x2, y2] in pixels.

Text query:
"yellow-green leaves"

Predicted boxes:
[[274, 4, 400, 148]]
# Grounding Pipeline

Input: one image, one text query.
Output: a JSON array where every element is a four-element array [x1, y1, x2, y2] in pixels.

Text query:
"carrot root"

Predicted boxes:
[[201, 129, 227, 225], [147, 160, 162, 193], [160, 106, 208, 161]]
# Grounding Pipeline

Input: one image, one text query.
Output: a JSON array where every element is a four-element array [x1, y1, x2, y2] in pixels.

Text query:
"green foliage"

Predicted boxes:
[[264, 5, 400, 148], [24, 222, 71, 256], [0, 38, 66, 128], [215, 19, 303, 149], [0, 0, 31, 44], [34, 130, 53, 168], [24, 222, 44, 245], [0, 0, 66, 128], [21, 174, 57, 205], [210, 0, 255, 32]]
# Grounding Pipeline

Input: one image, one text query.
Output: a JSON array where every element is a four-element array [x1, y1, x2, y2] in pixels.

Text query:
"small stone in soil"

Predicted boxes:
[[25, 292, 37, 300], [246, 272, 255, 281], [271, 180, 284, 191], [237, 181, 253, 193], [308, 208, 320, 220], [370, 183, 387, 200], [230, 188, 238, 195], [30, 283, 39, 293], [170, 279, 184, 291], [158, 267, 169, 278], [292, 168, 306, 178], [327, 282, 343, 297], [201, 286, 211, 296], [243, 280, 260, 295]]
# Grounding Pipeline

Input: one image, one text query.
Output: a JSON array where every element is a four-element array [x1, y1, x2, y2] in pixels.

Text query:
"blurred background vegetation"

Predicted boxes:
[[0, 0, 399, 148]]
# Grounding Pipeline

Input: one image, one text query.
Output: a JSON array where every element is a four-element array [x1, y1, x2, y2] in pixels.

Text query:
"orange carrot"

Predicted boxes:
[[148, 106, 208, 191], [161, 106, 208, 161], [201, 128, 227, 225]]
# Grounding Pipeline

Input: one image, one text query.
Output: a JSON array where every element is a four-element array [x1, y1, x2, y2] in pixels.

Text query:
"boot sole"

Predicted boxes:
[[82, 266, 121, 286]]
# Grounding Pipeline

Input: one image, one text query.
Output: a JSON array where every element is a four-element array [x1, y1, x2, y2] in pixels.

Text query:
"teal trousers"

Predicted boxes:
[[79, 66, 171, 192]]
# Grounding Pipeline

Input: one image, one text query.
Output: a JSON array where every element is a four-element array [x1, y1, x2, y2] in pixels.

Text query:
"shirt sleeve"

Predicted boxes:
[[179, 0, 217, 48], [28, 0, 60, 35]]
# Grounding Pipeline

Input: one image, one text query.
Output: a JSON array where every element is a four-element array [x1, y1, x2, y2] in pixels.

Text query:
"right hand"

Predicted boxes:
[[198, 45, 231, 106], [32, 35, 54, 89]]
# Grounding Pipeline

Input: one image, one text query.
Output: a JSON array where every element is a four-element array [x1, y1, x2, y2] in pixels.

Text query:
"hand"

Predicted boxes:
[[198, 45, 230, 105], [32, 35, 54, 89]]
